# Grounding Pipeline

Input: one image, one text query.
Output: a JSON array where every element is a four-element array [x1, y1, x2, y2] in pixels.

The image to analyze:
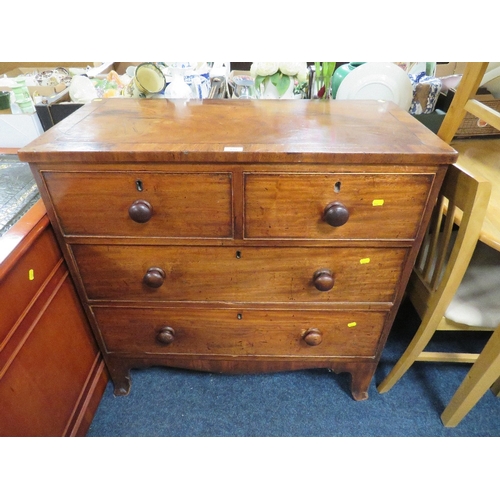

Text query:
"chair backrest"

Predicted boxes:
[[438, 62, 500, 143], [408, 164, 491, 321]]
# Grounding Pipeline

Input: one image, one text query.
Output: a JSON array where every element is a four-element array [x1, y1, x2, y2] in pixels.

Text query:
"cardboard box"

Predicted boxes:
[[0, 113, 44, 148], [0, 63, 113, 99], [35, 90, 84, 131], [2, 67, 68, 97], [30, 63, 115, 131], [435, 62, 466, 77], [109, 62, 142, 76]]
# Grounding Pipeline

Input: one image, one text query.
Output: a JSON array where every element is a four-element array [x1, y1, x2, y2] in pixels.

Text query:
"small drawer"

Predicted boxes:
[[42, 171, 233, 238], [244, 172, 434, 240], [92, 306, 387, 358], [73, 244, 407, 304]]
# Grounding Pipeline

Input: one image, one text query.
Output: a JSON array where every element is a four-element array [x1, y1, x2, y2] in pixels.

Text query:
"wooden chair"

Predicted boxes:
[[436, 62, 500, 144], [377, 163, 491, 394], [438, 62, 500, 425], [441, 322, 500, 426], [379, 62, 500, 427]]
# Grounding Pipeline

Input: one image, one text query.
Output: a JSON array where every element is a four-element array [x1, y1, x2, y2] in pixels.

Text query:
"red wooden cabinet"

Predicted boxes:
[[0, 200, 107, 436]]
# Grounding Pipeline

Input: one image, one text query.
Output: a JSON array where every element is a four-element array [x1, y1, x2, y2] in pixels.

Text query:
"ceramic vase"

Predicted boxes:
[[331, 62, 365, 99]]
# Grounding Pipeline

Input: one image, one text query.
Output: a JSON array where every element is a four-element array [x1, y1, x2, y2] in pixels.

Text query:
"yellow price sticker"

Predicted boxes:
[[359, 258, 371, 264], [348, 322, 357, 328], [372, 199, 385, 206], [29, 269, 35, 281]]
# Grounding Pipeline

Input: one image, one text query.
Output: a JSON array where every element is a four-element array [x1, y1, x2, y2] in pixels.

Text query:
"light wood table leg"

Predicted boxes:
[[441, 324, 500, 427]]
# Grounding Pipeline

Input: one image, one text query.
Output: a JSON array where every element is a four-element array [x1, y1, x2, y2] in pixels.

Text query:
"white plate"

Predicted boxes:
[[336, 62, 413, 111]]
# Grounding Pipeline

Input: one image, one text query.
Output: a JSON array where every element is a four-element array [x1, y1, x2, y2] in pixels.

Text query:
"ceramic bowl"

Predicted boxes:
[[134, 63, 166, 95]]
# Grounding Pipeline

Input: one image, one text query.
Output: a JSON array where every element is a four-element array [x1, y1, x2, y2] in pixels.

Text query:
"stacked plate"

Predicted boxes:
[[335, 62, 413, 111]]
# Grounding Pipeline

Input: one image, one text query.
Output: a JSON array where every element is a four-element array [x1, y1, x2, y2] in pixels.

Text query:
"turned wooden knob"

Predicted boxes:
[[313, 269, 335, 291], [323, 201, 349, 227], [157, 326, 175, 345], [143, 267, 166, 288], [303, 328, 323, 346], [129, 199, 153, 223]]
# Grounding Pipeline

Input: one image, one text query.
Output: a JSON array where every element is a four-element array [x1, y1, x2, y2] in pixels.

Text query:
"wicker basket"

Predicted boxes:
[[455, 92, 500, 138]]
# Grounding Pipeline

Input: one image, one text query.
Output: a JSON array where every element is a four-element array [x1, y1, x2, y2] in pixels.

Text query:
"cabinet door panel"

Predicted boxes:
[[0, 227, 61, 345], [0, 268, 99, 437]]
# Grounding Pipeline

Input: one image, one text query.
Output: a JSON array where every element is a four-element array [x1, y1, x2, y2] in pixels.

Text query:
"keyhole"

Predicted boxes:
[[334, 181, 341, 193], [236, 250, 242, 259], [136, 180, 144, 192]]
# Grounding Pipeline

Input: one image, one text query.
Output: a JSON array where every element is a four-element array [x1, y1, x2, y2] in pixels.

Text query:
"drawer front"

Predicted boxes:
[[73, 244, 407, 304], [42, 171, 233, 238], [93, 306, 387, 357], [244, 172, 434, 240]]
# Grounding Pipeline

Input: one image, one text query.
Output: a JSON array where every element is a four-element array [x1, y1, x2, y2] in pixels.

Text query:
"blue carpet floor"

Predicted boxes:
[[87, 300, 500, 437]]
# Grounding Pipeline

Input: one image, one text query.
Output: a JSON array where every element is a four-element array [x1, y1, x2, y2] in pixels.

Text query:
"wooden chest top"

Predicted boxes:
[[18, 99, 457, 165]]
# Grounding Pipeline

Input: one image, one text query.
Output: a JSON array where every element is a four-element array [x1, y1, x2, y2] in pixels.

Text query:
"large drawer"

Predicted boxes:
[[92, 306, 387, 357], [72, 244, 407, 304], [42, 171, 233, 238], [244, 172, 435, 240]]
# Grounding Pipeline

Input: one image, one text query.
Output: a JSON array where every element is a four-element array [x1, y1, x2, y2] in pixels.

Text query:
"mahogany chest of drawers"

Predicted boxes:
[[19, 98, 457, 400]]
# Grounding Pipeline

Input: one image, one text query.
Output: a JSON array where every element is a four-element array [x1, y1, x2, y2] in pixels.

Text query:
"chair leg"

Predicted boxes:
[[490, 375, 500, 397], [441, 324, 500, 427], [377, 312, 440, 394]]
